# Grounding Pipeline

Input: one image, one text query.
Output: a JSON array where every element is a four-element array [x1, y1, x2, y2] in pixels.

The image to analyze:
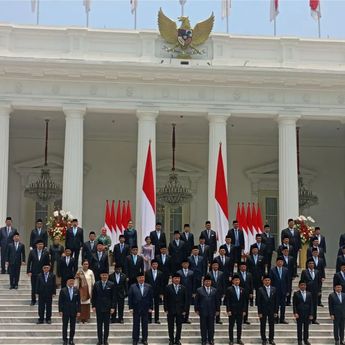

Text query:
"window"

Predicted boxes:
[[34, 199, 62, 224], [265, 197, 278, 235]]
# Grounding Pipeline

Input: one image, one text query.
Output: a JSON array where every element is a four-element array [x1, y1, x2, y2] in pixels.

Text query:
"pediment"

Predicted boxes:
[[156, 159, 203, 178]]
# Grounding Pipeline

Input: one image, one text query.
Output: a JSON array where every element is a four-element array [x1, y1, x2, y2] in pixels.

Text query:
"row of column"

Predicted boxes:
[[0, 103, 300, 240]]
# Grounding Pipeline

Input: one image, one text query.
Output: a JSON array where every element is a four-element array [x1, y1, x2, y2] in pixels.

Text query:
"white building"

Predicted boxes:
[[0, 23, 344, 262]]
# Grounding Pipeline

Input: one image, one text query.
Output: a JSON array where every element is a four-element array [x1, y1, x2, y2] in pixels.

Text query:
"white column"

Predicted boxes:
[[278, 114, 300, 231], [207, 113, 229, 228], [62, 106, 86, 224], [0, 103, 11, 223], [135, 110, 158, 246]]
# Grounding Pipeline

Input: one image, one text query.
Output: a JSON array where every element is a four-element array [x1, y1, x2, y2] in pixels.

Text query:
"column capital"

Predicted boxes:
[[0, 102, 12, 117], [136, 109, 159, 121], [207, 112, 230, 123], [277, 113, 301, 125], [62, 104, 86, 119]]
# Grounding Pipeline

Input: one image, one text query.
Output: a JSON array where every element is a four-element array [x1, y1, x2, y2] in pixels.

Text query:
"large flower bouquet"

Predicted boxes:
[[295, 215, 315, 245], [47, 210, 74, 241]]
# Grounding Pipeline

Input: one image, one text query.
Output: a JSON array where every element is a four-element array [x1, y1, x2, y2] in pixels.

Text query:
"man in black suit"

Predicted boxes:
[[27, 239, 50, 305], [209, 260, 225, 325], [277, 235, 295, 257], [145, 259, 164, 324], [149, 222, 167, 257], [309, 247, 326, 307], [156, 246, 171, 287], [92, 271, 115, 345], [301, 258, 322, 324], [125, 246, 144, 285], [36, 264, 56, 324], [247, 244, 265, 296], [227, 220, 245, 265], [238, 261, 253, 324], [257, 274, 278, 345], [177, 259, 194, 324], [250, 233, 267, 265], [65, 218, 84, 271], [293, 281, 313, 345], [312, 226, 326, 252], [329, 284, 345, 345], [281, 246, 295, 306], [168, 231, 187, 273], [82, 231, 97, 263], [5, 232, 25, 289], [198, 236, 213, 269], [29, 219, 48, 249], [307, 236, 326, 263], [109, 264, 127, 324], [194, 274, 220, 345], [261, 224, 275, 272], [113, 234, 130, 268], [200, 221, 217, 255], [0, 216, 17, 274], [58, 275, 81, 345], [91, 241, 109, 281], [334, 264, 345, 293], [337, 246, 345, 272], [269, 257, 289, 324], [214, 247, 234, 287], [339, 232, 345, 250], [219, 235, 234, 261], [188, 246, 206, 294], [59, 248, 76, 288], [128, 273, 153, 345], [180, 224, 194, 257], [164, 273, 188, 345], [226, 274, 246, 345]]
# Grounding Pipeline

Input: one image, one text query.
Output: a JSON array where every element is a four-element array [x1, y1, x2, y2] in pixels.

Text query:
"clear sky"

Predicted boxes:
[[0, 0, 344, 39]]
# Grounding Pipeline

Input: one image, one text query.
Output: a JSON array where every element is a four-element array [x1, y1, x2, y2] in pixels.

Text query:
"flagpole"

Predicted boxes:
[[36, 0, 40, 25], [134, 8, 137, 30], [317, 17, 321, 38], [274, 17, 276, 36], [86, 11, 89, 27], [226, 0, 229, 34], [181, 3, 184, 16]]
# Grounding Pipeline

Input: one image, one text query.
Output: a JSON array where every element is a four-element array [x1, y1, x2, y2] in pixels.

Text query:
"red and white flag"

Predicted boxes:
[[104, 200, 112, 242], [247, 203, 255, 248], [121, 201, 127, 232], [126, 201, 132, 225], [83, 0, 91, 13], [130, 0, 137, 14], [270, 0, 279, 22], [221, 0, 231, 19], [257, 204, 264, 233], [116, 200, 122, 235], [141, 142, 156, 243], [310, 0, 321, 20], [241, 203, 249, 254], [110, 200, 117, 245], [251, 203, 258, 238], [214, 144, 229, 244], [236, 202, 241, 228]]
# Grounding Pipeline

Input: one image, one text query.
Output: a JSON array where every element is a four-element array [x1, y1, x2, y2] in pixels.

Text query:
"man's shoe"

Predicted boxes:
[[174, 341, 181, 345], [69, 342, 75, 345], [312, 320, 319, 325], [298, 342, 302, 345], [185, 319, 191, 324], [335, 341, 340, 345], [244, 321, 251, 325], [262, 341, 267, 345], [304, 341, 311, 345], [36, 320, 43, 324], [169, 341, 174, 345], [14, 286, 18, 289], [340, 341, 345, 345], [148, 320, 152, 324], [46, 319, 52, 324], [216, 320, 223, 324], [9, 286, 13, 290], [237, 340, 244, 345], [132, 342, 138, 345], [280, 320, 289, 324], [142, 341, 148, 345], [155, 320, 161, 324], [318, 303, 324, 307], [104, 342, 109, 345], [30, 301, 36, 306], [110, 319, 117, 323], [63, 341, 67, 345], [119, 319, 124, 324], [229, 342, 234, 345], [269, 341, 276, 345]]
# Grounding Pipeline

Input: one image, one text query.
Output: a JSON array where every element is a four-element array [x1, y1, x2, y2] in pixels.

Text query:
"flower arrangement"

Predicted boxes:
[[295, 215, 315, 245], [47, 210, 74, 241]]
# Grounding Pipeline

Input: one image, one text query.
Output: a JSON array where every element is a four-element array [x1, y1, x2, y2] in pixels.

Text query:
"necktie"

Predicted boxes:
[[195, 256, 198, 266], [153, 270, 156, 281], [184, 269, 188, 277], [38, 250, 41, 260], [235, 230, 239, 246], [69, 287, 73, 300], [266, 287, 270, 296], [175, 285, 178, 294], [186, 233, 189, 240], [66, 257, 70, 266], [338, 293, 342, 303], [206, 287, 210, 295], [207, 230, 210, 238], [157, 231, 160, 239], [176, 240, 179, 247], [98, 252, 102, 260], [254, 255, 257, 264], [133, 255, 137, 265], [222, 256, 225, 265], [120, 244, 123, 253], [201, 245, 204, 253], [242, 272, 246, 281], [91, 242, 94, 250], [38, 229, 41, 236], [140, 284, 144, 296], [102, 282, 106, 290], [278, 267, 282, 278], [73, 227, 77, 236], [7, 227, 10, 236], [236, 286, 240, 300], [310, 270, 315, 280], [342, 272, 345, 280], [15, 243, 18, 251], [302, 291, 306, 302], [45, 273, 48, 282], [162, 255, 166, 264], [214, 271, 217, 282]]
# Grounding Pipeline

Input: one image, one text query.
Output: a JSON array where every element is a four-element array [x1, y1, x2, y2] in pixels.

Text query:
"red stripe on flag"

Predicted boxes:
[[310, 0, 319, 11], [122, 201, 127, 231], [236, 202, 241, 229], [126, 201, 132, 224], [116, 200, 122, 233], [257, 204, 264, 233], [142, 142, 155, 213], [110, 200, 116, 232], [215, 144, 229, 219]]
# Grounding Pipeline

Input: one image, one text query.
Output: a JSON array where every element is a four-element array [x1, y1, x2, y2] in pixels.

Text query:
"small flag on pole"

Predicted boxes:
[[221, 0, 231, 19], [104, 200, 112, 242], [126, 201, 132, 224], [130, 0, 137, 14], [270, 0, 279, 22], [310, 0, 321, 20], [116, 200, 122, 235], [121, 201, 127, 232], [83, 0, 91, 12], [31, 0, 36, 12], [110, 200, 117, 245], [241, 203, 249, 254]]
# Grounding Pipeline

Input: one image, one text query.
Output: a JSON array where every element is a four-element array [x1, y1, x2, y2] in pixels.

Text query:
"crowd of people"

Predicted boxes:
[[1, 216, 345, 345]]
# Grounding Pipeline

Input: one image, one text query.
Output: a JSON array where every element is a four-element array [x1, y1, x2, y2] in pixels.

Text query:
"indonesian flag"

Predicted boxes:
[[270, 0, 279, 22], [221, 0, 231, 19], [310, 0, 321, 20], [257, 204, 264, 233], [241, 203, 249, 254], [121, 201, 127, 232], [141, 142, 156, 243], [247, 203, 255, 248], [83, 0, 91, 13], [236, 202, 241, 228], [104, 200, 112, 242], [214, 144, 229, 244], [130, 0, 137, 14], [31, 0, 36, 12], [126, 201, 132, 224], [110, 200, 117, 245], [116, 200, 122, 235], [251, 203, 258, 238]]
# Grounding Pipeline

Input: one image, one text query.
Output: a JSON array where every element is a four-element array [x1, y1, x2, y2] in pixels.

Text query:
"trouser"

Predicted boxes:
[[297, 318, 309, 342], [31, 275, 38, 302], [184, 297, 192, 322], [111, 297, 125, 321], [228, 313, 243, 342], [333, 317, 345, 341], [286, 279, 293, 304], [318, 282, 323, 305], [96, 310, 111, 343], [233, 247, 242, 265], [71, 249, 80, 271], [266, 252, 273, 272], [38, 295, 52, 321], [292, 251, 298, 275], [132, 309, 149, 342], [311, 292, 318, 321], [260, 313, 275, 341], [243, 296, 249, 322], [1, 245, 7, 272], [149, 294, 160, 322], [277, 296, 286, 322], [62, 313, 76, 342], [216, 295, 223, 322], [167, 313, 183, 342], [199, 314, 215, 343], [9, 264, 20, 287]]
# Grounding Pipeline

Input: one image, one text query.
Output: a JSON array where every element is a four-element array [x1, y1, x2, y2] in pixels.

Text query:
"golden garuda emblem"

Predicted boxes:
[[158, 8, 214, 59]]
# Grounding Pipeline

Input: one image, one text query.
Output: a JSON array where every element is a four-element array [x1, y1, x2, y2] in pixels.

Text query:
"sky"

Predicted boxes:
[[0, 0, 344, 39]]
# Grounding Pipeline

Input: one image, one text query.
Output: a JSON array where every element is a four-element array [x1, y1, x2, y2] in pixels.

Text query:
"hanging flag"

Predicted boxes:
[[126, 201, 132, 225], [130, 0, 137, 14], [141, 142, 156, 243], [310, 0, 321, 20], [270, 0, 279, 22], [247, 203, 254, 248], [83, 0, 91, 13], [104, 200, 112, 243], [214, 144, 229, 244], [121, 201, 127, 232], [116, 200, 122, 235], [241, 203, 249, 254], [31, 0, 36, 12], [251, 203, 258, 239], [257, 204, 264, 233], [236, 202, 241, 229], [221, 0, 231, 19], [110, 200, 117, 245]]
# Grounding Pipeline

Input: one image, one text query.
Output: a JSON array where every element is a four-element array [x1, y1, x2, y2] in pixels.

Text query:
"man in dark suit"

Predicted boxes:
[[180, 224, 194, 257], [269, 257, 289, 324], [227, 220, 245, 265], [58, 275, 81, 345], [337, 246, 345, 272], [281, 246, 295, 306], [5, 232, 25, 289], [281, 218, 301, 276], [164, 273, 188, 345], [168, 231, 187, 273], [312, 226, 326, 252], [250, 233, 267, 265], [65, 218, 84, 271], [36, 264, 56, 324], [214, 247, 234, 287], [156, 246, 172, 287], [339, 232, 345, 250], [334, 264, 345, 293], [219, 235, 235, 262], [209, 260, 225, 324], [125, 246, 144, 286], [92, 271, 115, 345], [309, 247, 326, 307], [177, 259, 194, 324], [277, 235, 295, 257], [238, 261, 253, 324], [145, 259, 164, 324], [226, 274, 246, 345], [82, 231, 97, 263], [307, 236, 326, 263], [200, 221, 217, 255], [113, 234, 130, 268], [59, 248, 76, 288], [247, 244, 265, 296], [149, 222, 167, 257], [301, 258, 322, 324], [128, 273, 153, 345], [29, 219, 48, 249], [91, 241, 109, 281], [198, 236, 213, 269], [188, 246, 206, 294], [329, 284, 345, 345], [256, 275, 278, 345], [109, 264, 127, 324], [261, 224, 275, 272], [194, 274, 220, 345], [27, 239, 50, 305], [0, 216, 17, 274], [293, 281, 313, 345]]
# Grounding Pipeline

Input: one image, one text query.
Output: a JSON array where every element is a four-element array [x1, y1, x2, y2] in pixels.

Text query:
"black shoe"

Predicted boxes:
[[110, 319, 117, 323], [216, 320, 223, 324], [297, 342, 302, 345], [132, 342, 138, 345], [69, 342, 75, 345], [36, 320, 43, 324], [30, 301, 36, 306], [185, 319, 191, 324], [286, 302, 291, 306], [1, 270, 5, 274], [269, 341, 276, 345], [174, 341, 181, 345], [312, 320, 319, 325], [304, 341, 311, 345], [9, 286, 14, 289], [209, 341, 214, 345], [155, 320, 161, 324], [142, 341, 148, 345], [63, 341, 67, 345], [14, 286, 18, 289], [104, 342, 109, 345], [46, 319, 51, 324], [229, 342, 234, 345], [280, 320, 289, 324], [201, 343, 207, 345], [237, 340, 244, 345], [335, 341, 340, 345], [148, 320, 152, 324], [244, 321, 251, 325], [262, 342, 267, 345], [318, 303, 324, 307], [340, 341, 345, 345], [169, 341, 174, 345]]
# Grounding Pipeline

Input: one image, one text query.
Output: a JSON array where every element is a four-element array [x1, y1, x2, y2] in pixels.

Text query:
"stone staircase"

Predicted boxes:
[[0, 268, 336, 345]]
